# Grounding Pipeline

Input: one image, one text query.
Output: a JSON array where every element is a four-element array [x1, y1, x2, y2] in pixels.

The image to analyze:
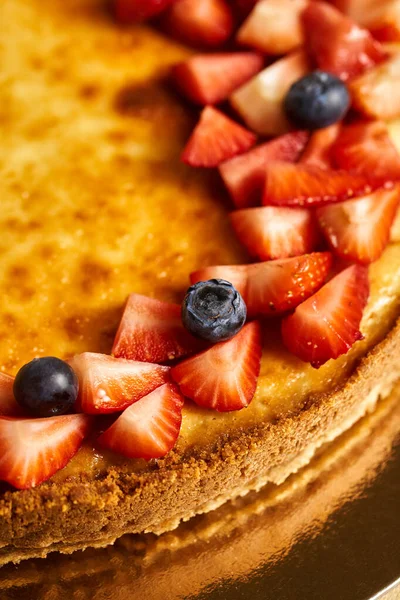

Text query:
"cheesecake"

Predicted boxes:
[[1, 0, 400, 565]]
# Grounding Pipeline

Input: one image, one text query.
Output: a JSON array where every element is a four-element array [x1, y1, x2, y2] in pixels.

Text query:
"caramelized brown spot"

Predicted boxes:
[[64, 315, 84, 340], [79, 83, 100, 100], [8, 265, 29, 281], [106, 130, 129, 144], [79, 259, 111, 294], [38, 243, 55, 260], [113, 81, 181, 123]]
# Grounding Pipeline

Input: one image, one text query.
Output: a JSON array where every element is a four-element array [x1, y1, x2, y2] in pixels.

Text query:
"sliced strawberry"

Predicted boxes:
[[230, 50, 310, 136], [113, 0, 174, 22], [191, 252, 333, 316], [390, 207, 400, 241], [171, 52, 263, 106], [350, 53, 400, 120], [237, 0, 307, 55], [219, 131, 309, 209], [232, 0, 259, 21], [316, 187, 400, 264], [263, 161, 372, 207], [0, 414, 92, 489], [171, 322, 261, 411], [332, 120, 400, 186], [98, 383, 184, 460], [302, 1, 387, 82], [230, 206, 320, 260], [0, 373, 23, 417], [281, 265, 369, 368], [69, 353, 170, 415], [112, 293, 202, 363], [300, 124, 340, 169], [190, 265, 248, 299], [181, 106, 256, 168], [367, 2, 400, 42], [161, 0, 234, 48]]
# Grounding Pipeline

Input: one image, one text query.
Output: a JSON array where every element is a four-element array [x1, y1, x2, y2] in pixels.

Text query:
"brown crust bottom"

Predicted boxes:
[[1, 319, 400, 565]]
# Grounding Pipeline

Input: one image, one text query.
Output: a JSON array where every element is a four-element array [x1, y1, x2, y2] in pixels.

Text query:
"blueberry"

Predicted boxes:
[[13, 357, 79, 417], [182, 279, 247, 343], [284, 70, 350, 130]]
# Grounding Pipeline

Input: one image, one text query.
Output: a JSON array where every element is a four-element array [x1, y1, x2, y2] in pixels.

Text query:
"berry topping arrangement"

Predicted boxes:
[[2, 0, 400, 490]]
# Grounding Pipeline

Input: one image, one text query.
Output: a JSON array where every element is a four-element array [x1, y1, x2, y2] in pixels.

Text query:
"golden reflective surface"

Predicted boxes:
[[1, 386, 400, 600]]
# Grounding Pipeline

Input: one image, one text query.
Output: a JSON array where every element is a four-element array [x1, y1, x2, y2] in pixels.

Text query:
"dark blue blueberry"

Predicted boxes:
[[182, 279, 247, 343], [284, 70, 350, 130], [13, 357, 79, 417]]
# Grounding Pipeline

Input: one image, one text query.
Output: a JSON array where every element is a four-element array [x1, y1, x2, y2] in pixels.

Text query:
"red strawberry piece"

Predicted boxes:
[[112, 293, 202, 363], [0, 414, 92, 489], [161, 0, 234, 48], [219, 130, 309, 209], [263, 161, 372, 207], [190, 264, 248, 299], [350, 52, 400, 120], [316, 187, 400, 264], [300, 124, 340, 169], [332, 120, 400, 186], [181, 106, 256, 168], [171, 52, 263, 106], [0, 373, 23, 417], [113, 0, 174, 22], [171, 321, 261, 411], [302, 1, 387, 81], [98, 383, 184, 459], [230, 50, 310, 137], [230, 206, 320, 260], [281, 264, 369, 368], [237, 0, 307, 56], [232, 0, 259, 21], [367, 2, 400, 43], [391, 207, 400, 241], [191, 252, 333, 316], [69, 353, 170, 415]]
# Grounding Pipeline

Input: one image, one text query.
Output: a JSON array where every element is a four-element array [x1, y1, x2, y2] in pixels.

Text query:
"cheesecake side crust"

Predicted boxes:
[[1, 317, 400, 565]]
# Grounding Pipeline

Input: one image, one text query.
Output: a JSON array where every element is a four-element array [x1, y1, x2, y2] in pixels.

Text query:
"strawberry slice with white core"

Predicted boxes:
[[332, 120, 400, 186], [190, 265, 248, 299], [230, 206, 320, 260], [171, 322, 261, 412], [114, 0, 174, 22], [302, 1, 387, 82], [171, 52, 263, 106], [0, 373, 22, 417], [181, 106, 256, 168], [335, 0, 400, 42], [161, 0, 234, 48], [366, 2, 400, 42], [263, 161, 372, 207], [281, 265, 369, 368], [191, 253, 333, 317], [0, 414, 92, 489], [350, 52, 400, 120], [391, 208, 400, 241], [219, 130, 309, 209], [230, 50, 310, 137], [98, 383, 184, 460], [316, 187, 400, 264], [300, 124, 340, 170], [112, 293, 202, 363], [70, 353, 170, 415], [237, 0, 307, 56]]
